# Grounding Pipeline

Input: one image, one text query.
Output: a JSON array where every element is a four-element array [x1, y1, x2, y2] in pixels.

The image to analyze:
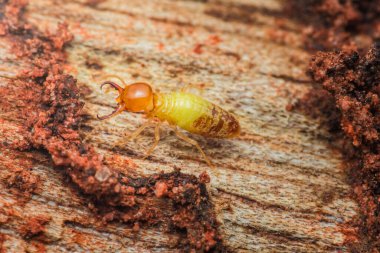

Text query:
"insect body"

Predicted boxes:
[[152, 92, 240, 138], [98, 78, 240, 167]]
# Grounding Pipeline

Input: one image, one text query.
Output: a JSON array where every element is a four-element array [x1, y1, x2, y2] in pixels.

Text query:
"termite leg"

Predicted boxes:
[[172, 127, 214, 168], [113, 120, 153, 149], [128, 120, 154, 141], [142, 123, 161, 159]]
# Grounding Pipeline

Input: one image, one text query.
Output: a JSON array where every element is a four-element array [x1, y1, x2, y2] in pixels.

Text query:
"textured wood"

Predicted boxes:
[[0, 0, 359, 252]]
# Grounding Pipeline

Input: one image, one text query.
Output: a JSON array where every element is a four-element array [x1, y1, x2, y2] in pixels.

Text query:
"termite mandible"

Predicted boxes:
[[97, 76, 240, 167]]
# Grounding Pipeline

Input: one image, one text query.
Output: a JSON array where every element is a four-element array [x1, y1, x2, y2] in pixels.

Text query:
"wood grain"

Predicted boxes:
[[0, 0, 358, 252]]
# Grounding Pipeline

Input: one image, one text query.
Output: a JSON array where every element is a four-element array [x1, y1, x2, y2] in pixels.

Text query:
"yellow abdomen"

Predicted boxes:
[[151, 92, 240, 138]]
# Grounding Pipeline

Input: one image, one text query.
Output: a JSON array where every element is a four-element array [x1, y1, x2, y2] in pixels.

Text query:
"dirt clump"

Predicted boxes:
[[307, 45, 380, 248], [6, 168, 40, 194], [287, 0, 380, 250], [19, 216, 51, 239], [286, 0, 380, 51]]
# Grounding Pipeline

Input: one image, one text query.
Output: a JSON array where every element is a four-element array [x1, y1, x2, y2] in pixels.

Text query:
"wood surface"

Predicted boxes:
[[0, 0, 359, 252]]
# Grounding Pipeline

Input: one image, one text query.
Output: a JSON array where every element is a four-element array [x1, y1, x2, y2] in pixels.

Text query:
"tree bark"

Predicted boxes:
[[0, 0, 358, 252]]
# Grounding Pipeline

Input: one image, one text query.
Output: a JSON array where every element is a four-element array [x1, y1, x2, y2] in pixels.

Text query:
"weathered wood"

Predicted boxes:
[[0, 0, 358, 252]]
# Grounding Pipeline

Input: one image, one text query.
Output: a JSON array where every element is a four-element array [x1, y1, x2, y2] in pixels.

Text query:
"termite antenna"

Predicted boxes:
[[97, 103, 125, 120]]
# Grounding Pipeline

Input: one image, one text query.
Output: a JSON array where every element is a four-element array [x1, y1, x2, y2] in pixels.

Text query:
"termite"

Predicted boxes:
[[97, 76, 240, 167]]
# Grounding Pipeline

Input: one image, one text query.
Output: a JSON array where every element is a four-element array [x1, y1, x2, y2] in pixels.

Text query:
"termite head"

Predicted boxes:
[[97, 81, 154, 120]]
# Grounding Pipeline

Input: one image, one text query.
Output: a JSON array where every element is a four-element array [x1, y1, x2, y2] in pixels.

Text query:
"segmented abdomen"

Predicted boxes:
[[151, 92, 240, 138], [192, 103, 240, 138]]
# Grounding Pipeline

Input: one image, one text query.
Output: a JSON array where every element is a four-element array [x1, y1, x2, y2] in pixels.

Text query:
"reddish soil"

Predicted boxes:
[[0, 234, 5, 253], [286, 0, 380, 51], [19, 215, 51, 239], [287, 0, 380, 251], [307, 45, 380, 251], [6, 167, 40, 195], [0, 0, 222, 251]]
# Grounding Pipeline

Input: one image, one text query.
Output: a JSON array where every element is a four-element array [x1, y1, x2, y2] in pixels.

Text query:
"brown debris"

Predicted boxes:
[[286, 0, 380, 51], [19, 216, 51, 239], [132, 222, 140, 232], [6, 167, 40, 194], [0, 213, 9, 225], [0, 0, 223, 251], [85, 57, 103, 70], [154, 181, 168, 198], [0, 234, 4, 253], [288, 1, 380, 250], [291, 87, 342, 134], [308, 45, 380, 246], [199, 171, 210, 184], [308, 46, 380, 148], [30, 241, 47, 253], [193, 43, 204, 54], [84, 0, 106, 7]]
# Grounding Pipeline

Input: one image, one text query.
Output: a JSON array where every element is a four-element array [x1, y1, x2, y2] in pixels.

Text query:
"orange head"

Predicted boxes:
[[97, 81, 154, 120]]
